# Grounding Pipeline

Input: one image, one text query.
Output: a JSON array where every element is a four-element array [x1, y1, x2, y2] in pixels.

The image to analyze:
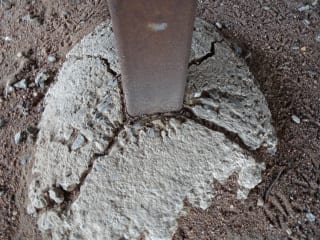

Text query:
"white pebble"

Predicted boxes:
[[291, 115, 301, 124], [47, 55, 57, 63], [306, 212, 316, 222]]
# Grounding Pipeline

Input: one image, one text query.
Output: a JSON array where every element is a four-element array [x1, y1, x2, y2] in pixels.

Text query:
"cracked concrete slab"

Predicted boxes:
[[28, 56, 123, 214], [39, 119, 264, 240], [28, 18, 277, 239]]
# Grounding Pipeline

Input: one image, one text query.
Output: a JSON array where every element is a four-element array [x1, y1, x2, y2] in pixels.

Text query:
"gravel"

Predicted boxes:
[[71, 134, 86, 151], [14, 131, 26, 145], [47, 55, 57, 63], [35, 72, 49, 89], [291, 115, 301, 124], [306, 212, 316, 222], [14, 79, 27, 89]]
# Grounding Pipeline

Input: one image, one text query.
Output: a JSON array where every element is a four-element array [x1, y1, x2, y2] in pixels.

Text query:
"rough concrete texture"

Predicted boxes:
[[28, 56, 123, 214], [187, 18, 277, 153], [28, 19, 277, 239], [38, 119, 264, 240], [67, 19, 120, 73]]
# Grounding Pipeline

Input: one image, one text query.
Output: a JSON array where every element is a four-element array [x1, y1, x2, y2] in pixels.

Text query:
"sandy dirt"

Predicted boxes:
[[0, 0, 319, 239]]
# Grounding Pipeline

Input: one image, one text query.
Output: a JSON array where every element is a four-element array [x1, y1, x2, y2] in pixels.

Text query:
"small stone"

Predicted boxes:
[[7, 86, 15, 93], [303, 19, 310, 26], [215, 22, 222, 29], [14, 79, 27, 89], [3, 36, 12, 42], [0, 118, 5, 128], [14, 131, 27, 145], [286, 228, 292, 236], [71, 134, 86, 150], [49, 189, 64, 204], [316, 33, 320, 43], [298, 5, 310, 12], [35, 72, 49, 89], [12, 211, 18, 216], [300, 46, 307, 52], [262, 6, 270, 11], [306, 212, 316, 222], [16, 52, 23, 58], [257, 197, 264, 207], [47, 55, 57, 63], [291, 115, 301, 124]]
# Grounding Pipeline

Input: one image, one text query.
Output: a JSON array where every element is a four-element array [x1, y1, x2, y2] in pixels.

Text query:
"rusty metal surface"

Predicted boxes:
[[108, 0, 197, 116]]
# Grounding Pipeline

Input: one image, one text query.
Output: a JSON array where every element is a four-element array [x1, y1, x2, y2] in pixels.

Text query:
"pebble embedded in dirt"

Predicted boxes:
[[35, 72, 49, 89], [71, 134, 86, 151], [14, 131, 27, 145], [14, 79, 27, 89], [47, 55, 57, 63], [306, 212, 316, 222], [291, 115, 301, 124]]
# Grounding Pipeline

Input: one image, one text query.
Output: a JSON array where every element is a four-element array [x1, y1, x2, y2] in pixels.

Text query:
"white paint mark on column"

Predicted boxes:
[[147, 22, 168, 32]]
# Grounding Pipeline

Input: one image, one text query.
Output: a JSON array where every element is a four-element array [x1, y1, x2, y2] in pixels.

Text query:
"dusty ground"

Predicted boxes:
[[0, 0, 319, 239]]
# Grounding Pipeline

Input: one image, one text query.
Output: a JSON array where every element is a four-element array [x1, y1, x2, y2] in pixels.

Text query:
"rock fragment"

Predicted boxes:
[[35, 72, 50, 89], [306, 212, 316, 222], [71, 134, 86, 151], [14, 131, 27, 145], [48, 189, 64, 204], [47, 55, 57, 63], [14, 79, 27, 89], [291, 115, 301, 124]]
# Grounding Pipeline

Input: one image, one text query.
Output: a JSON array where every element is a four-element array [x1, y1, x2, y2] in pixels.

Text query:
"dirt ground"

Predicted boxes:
[[0, 0, 319, 239]]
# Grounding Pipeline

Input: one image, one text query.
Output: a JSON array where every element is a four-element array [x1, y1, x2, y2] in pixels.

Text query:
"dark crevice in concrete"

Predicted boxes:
[[188, 41, 216, 68], [99, 58, 128, 123], [59, 125, 125, 213], [100, 58, 118, 77], [181, 107, 256, 154]]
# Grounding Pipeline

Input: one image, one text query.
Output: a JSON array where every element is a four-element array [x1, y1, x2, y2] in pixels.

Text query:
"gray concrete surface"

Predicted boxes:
[[28, 19, 277, 240]]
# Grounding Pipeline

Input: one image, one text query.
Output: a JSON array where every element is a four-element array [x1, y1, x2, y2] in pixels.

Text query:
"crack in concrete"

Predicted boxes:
[[181, 107, 255, 154], [188, 40, 222, 68]]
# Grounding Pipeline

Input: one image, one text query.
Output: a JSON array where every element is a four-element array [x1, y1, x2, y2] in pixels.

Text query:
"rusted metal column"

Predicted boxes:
[[108, 0, 197, 116]]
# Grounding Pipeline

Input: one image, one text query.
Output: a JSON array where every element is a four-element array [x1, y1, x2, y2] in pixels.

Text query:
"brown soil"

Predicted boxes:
[[0, 0, 319, 239]]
